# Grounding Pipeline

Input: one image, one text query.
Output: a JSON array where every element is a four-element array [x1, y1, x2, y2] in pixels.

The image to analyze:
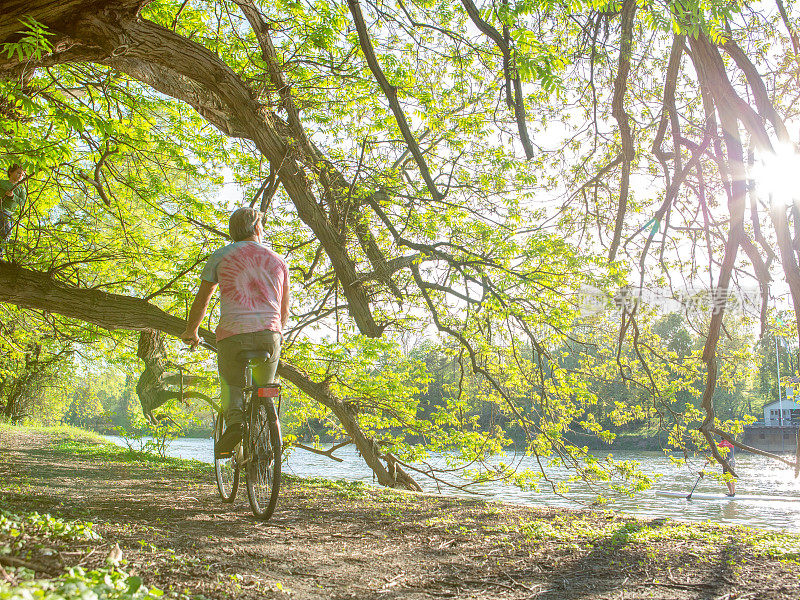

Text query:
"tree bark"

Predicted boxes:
[[688, 32, 750, 477], [607, 0, 637, 262]]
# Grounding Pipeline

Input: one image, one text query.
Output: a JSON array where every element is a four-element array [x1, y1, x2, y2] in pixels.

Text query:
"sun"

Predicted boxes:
[[751, 143, 800, 208]]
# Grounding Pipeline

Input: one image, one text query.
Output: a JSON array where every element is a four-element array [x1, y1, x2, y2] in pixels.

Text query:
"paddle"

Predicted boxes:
[[686, 471, 703, 500], [687, 471, 704, 500]]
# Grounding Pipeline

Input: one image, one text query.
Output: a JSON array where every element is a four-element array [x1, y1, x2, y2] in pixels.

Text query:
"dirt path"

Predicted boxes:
[[1, 428, 798, 599]]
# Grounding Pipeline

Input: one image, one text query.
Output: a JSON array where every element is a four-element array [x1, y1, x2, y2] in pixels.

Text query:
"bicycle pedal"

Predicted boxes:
[[215, 441, 242, 461]]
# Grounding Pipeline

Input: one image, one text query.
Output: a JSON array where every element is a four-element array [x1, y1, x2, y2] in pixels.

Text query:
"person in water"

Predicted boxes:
[[696, 437, 736, 497], [718, 437, 736, 497]]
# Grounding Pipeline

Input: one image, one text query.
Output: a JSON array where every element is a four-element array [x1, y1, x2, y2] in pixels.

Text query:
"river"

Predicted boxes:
[[104, 435, 800, 532]]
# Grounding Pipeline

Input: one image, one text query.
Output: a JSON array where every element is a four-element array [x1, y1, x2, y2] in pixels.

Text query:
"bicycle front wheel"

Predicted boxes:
[[245, 397, 281, 520], [214, 411, 239, 503]]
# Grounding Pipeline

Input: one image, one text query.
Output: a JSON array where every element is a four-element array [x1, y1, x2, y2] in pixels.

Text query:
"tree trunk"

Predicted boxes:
[[0, 0, 382, 338]]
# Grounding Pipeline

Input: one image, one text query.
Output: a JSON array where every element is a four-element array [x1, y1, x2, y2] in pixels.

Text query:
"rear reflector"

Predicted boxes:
[[258, 386, 281, 397]]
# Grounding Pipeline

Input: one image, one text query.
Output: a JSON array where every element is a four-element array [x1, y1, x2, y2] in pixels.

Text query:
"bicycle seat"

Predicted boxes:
[[238, 349, 273, 363]]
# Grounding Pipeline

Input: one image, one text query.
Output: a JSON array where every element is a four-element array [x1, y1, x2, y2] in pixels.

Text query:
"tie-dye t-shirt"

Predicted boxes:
[[201, 241, 289, 341]]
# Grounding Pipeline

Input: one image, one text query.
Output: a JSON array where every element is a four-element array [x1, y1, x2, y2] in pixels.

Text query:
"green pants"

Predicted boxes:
[[217, 329, 281, 426]]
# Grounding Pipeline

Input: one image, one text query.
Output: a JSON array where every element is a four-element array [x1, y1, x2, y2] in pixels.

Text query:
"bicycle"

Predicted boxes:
[[213, 349, 282, 521]]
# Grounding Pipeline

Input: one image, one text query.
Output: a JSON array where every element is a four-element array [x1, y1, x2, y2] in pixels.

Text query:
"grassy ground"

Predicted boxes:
[[0, 424, 798, 599]]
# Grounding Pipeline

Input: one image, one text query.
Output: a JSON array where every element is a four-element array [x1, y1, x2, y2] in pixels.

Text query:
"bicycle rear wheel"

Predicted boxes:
[[245, 396, 281, 520], [214, 411, 239, 503]]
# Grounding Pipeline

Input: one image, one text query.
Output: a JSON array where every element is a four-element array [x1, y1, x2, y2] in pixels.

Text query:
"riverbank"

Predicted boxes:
[[1, 425, 799, 599], [92, 423, 668, 450]]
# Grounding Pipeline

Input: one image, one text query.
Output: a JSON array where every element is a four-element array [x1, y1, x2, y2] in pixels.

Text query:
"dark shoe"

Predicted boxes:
[[726, 493, 736, 497], [215, 423, 243, 458]]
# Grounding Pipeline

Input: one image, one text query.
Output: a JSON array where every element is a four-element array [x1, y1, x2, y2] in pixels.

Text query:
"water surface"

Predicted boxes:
[[104, 435, 800, 532]]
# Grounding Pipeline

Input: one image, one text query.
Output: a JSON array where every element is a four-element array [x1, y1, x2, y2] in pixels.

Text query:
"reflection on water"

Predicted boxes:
[[104, 436, 800, 532]]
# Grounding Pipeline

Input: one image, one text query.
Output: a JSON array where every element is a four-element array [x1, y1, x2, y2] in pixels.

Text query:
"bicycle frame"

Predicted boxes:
[[213, 356, 282, 520], [241, 360, 282, 519]]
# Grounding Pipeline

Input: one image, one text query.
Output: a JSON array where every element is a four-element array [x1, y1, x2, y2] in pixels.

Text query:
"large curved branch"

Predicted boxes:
[[459, 0, 534, 159], [722, 39, 790, 143], [690, 33, 772, 152], [0, 260, 419, 490], [346, 0, 443, 201], [688, 33, 748, 446], [700, 34, 800, 346], [775, 0, 800, 59], [279, 359, 421, 490], [607, 0, 637, 262]]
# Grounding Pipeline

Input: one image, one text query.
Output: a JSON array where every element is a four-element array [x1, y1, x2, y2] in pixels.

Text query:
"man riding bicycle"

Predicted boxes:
[[181, 207, 290, 457]]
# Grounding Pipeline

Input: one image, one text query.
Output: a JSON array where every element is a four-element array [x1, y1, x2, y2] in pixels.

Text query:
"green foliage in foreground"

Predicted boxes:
[[0, 510, 100, 550], [297, 477, 374, 501], [1, 567, 174, 600], [0, 509, 199, 600], [0, 430, 798, 600], [297, 471, 800, 564]]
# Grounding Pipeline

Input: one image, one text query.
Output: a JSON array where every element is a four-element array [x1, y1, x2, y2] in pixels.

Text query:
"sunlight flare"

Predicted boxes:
[[751, 143, 800, 207]]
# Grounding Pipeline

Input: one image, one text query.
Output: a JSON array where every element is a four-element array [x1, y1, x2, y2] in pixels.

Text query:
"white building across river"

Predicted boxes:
[[762, 398, 800, 426]]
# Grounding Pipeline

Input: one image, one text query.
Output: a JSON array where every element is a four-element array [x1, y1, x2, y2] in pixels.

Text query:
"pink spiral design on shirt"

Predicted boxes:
[[219, 244, 280, 310]]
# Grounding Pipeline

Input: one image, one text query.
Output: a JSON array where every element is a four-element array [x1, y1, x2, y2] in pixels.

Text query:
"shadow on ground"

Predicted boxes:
[[2, 429, 798, 600]]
